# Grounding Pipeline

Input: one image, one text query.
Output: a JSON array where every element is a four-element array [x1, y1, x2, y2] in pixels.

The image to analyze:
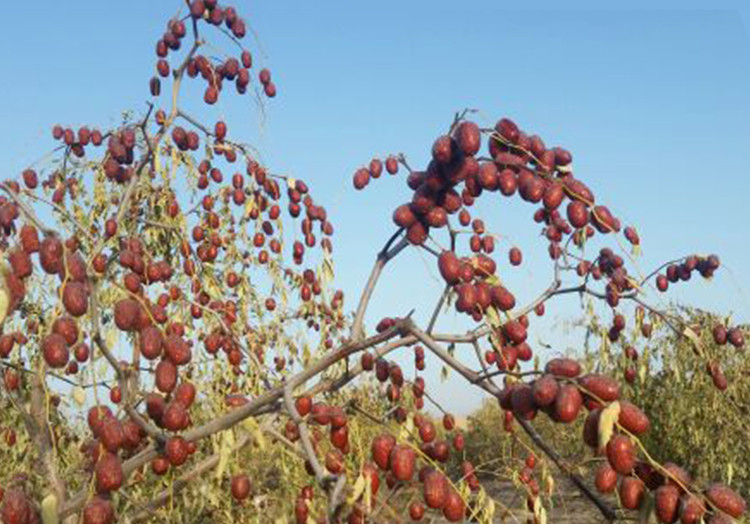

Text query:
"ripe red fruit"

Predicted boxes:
[[215, 120, 227, 140], [39, 235, 64, 274], [259, 68, 271, 85], [108, 386, 122, 405], [174, 382, 196, 408], [114, 299, 140, 331], [52, 316, 78, 346], [423, 471, 449, 509], [42, 333, 69, 368], [88, 406, 113, 437], [204, 86, 218, 104], [369, 158, 383, 179], [22, 169, 38, 189], [503, 320, 527, 344], [83, 497, 114, 524], [155, 359, 178, 393], [240, 50, 252, 68], [352, 168, 370, 190], [20, 224, 40, 253], [495, 118, 520, 143], [390, 445, 416, 481], [99, 418, 124, 452], [1, 489, 32, 524], [385, 156, 399, 175], [442, 489, 465, 522], [713, 325, 728, 345], [231, 474, 252, 501], [165, 436, 189, 466], [532, 375, 559, 407], [325, 449, 345, 474], [727, 327, 744, 349], [553, 384, 583, 423], [510, 384, 537, 420], [508, 247, 522, 266], [578, 373, 620, 404], [409, 501, 425, 520], [432, 135, 455, 164], [618, 401, 650, 436], [705, 484, 746, 518], [453, 432, 465, 451], [654, 485, 680, 524], [606, 435, 636, 475], [371, 434, 396, 470], [567, 201, 589, 228], [139, 326, 164, 360], [295, 396, 313, 417], [677, 494, 706, 524], [62, 282, 89, 317], [419, 421, 436, 443], [594, 463, 618, 493], [619, 476, 645, 510], [454, 121, 481, 156], [95, 452, 123, 493]]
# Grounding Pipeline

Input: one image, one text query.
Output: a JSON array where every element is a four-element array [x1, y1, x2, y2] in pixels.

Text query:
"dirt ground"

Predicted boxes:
[[434, 475, 612, 523]]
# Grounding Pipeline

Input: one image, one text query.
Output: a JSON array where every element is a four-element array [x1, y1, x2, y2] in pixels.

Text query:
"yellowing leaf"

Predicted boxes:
[[72, 387, 86, 407], [215, 430, 235, 480], [598, 400, 621, 450], [347, 473, 365, 505], [485, 306, 500, 328], [243, 418, 266, 451], [41, 494, 59, 524], [683, 326, 705, 358], [0, 284, 8, 327]]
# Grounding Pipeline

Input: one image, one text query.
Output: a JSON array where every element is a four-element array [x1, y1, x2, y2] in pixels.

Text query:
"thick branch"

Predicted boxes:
[[351, 232, 408, 341]]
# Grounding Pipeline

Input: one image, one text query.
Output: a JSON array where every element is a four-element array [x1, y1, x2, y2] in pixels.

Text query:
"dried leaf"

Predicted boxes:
[[598, 400, 621, 450]]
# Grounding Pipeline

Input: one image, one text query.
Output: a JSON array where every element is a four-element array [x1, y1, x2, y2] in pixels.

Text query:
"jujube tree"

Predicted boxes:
[[0, 1, 746, 523]]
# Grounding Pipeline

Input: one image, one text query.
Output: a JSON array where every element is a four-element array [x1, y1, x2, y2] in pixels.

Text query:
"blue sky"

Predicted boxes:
[[2, 1, 749, 415]]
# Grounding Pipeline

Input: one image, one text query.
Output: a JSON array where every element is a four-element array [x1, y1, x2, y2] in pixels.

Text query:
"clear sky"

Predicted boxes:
[[1, 1, 749, 415]]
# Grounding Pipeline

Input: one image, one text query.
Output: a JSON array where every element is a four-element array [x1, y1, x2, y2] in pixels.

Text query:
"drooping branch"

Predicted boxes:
[[404, 321, 619, 523], [516, 418, 618, 522]]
